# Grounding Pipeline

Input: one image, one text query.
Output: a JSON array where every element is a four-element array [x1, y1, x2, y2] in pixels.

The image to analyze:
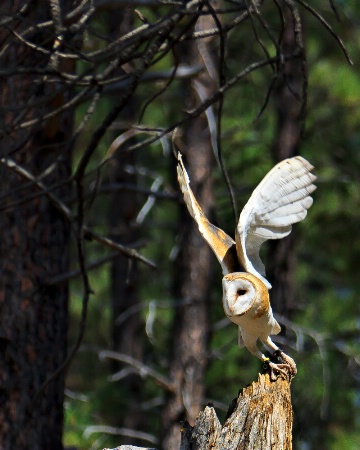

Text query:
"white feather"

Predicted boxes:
[[236, 156, 316, 288]]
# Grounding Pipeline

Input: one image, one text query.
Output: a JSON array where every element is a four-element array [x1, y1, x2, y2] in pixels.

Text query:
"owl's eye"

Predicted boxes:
[[237, 289, 247, 296]]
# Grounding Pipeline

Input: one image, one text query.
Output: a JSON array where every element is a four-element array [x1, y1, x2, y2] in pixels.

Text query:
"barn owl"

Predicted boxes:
[[177, 154, 316, 380]]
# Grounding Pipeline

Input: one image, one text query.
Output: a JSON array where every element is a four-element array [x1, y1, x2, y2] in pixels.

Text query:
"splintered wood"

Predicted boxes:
[[180, 373, 293, 450]]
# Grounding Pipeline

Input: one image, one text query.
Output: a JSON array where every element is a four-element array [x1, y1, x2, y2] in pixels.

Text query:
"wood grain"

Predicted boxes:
[[180, 373, 293, 450]]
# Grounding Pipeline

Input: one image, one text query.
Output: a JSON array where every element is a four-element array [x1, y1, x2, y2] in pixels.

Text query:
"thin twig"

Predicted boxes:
[[0, 158, 156, 268], [329, 0, 340, 22], [295, 0, 353, 65], [45, 252, 121, 285], [126, 51, 303, 154]]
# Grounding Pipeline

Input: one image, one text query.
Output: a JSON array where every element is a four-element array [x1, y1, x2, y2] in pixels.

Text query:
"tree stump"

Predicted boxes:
[[104, 372, 293, 450], [180, 373, 293, 450]]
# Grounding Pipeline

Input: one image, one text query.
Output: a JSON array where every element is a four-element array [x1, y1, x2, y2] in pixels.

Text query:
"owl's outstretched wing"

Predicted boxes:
[[235, 156, 316, 289], [177, 153, 237, 275]]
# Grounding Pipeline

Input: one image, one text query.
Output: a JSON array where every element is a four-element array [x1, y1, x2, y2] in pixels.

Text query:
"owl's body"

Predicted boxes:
[[222, 272, 281, 366], [177, 154, 316, 380]]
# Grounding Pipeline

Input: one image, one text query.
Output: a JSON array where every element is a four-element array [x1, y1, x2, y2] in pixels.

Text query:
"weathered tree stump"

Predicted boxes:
[[104, 372, 293, 450], [180, 373, 293, 450]]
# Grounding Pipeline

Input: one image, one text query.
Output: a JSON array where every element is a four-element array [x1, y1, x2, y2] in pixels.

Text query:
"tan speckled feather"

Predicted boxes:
[[177, 153, 238, 274]]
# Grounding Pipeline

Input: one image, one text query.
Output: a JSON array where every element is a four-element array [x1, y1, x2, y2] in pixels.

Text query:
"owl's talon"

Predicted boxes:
[[274, 350, 297, 378], [273, 349, 284, 363], [262, 358, 286, 381], [263, 352, 297, 381], [265, 361, 289, 381]]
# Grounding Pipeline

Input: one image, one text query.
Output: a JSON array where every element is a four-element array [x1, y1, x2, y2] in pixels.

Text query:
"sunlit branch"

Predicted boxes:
[[99, 350, 174, 392]]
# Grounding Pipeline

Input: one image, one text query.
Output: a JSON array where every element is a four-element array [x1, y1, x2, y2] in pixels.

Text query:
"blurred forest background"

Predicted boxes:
[[1, 1, 360, 449]]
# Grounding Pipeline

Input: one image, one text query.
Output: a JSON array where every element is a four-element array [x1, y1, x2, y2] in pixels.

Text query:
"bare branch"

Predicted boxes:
[[45, 252, 122, 285], [99, 350, 174, 392], [295, 0, 353, 65], [84, 425, 158, 445], [126, 51, 303, 154], [0, 158, 156, 268]]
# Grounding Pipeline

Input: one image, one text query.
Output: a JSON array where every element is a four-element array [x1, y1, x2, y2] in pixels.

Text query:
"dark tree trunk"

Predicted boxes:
[[0, 163, 70, 450], [160, 146, 213, 450], [0, 2, 73, 448], [160, 23, 218, 448], [267, 9, 304, 316]]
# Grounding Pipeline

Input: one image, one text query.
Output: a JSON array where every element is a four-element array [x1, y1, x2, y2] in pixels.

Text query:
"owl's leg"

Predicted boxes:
[[262, 336, 297, 380], [242, 336, 289, 381], [238, 328, 245, 348]]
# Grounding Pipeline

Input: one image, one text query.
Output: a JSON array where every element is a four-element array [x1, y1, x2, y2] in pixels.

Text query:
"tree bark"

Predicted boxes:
[[180, 374, 293, 450], [0, 1, 74, 448], [160, 60, 216, 450], [160, 121, 214, 450]]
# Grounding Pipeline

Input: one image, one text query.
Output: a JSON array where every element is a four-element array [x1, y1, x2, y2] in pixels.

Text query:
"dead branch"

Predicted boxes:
[[0, 158, 156, 269], [99, 350, 174, 392]]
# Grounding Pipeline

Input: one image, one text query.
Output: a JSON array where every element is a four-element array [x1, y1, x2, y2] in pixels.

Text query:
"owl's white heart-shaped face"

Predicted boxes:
[[222, 272, 263, 318]]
